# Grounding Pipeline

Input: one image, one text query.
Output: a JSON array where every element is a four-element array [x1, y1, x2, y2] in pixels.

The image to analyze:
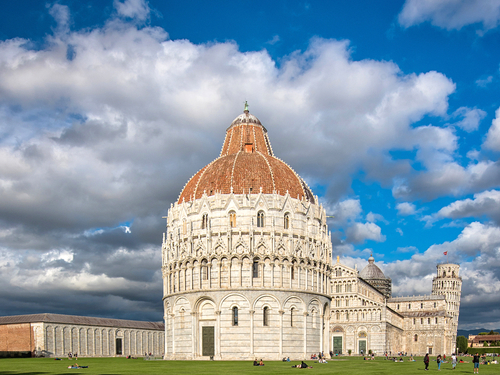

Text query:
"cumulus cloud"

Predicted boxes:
[[450, 106, 486, 132], [114, 0, 150, 21], [476, 75, 493, 88], [346, 222, 386, 244], [484, 107, 500, 151], [0, 4, 497, 324], [396, 202, 416, 216], [437, 190, 500, 225], [399, 0, 500, 33]]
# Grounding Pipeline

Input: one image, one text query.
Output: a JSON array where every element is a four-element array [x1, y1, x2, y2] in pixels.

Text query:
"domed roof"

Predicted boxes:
[[359, 255, 388, 279], [178, 107, 315, 204]]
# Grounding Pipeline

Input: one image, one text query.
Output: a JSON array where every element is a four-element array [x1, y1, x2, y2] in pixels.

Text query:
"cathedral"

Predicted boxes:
[[161, 106, 462, 360]]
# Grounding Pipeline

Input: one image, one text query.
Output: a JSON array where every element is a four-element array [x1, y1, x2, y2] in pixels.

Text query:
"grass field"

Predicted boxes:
[[0, 356, 498, 375]]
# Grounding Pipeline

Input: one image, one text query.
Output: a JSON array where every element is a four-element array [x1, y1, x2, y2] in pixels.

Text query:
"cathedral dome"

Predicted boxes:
[[359, 255, 387, 279], [178, 108, 315, 203]]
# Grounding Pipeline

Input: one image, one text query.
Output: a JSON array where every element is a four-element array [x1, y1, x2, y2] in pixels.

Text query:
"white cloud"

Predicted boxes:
[[48, 3, 71, 35], [483, 107, 500, 151], [114, 0, 150, 21], [366, 212, 387, 223], [476, 75, 493, 88], [327, 199, 362, 225], [399, 0, 500, 33], [0, 4, 497, 325], [346, 222, 386, 244], [266, 35, 280, 45], [437, 190, 500, 224], [396, 202, 416, 216], [396, 228, 404, 236], [451, 106, 486, 132]]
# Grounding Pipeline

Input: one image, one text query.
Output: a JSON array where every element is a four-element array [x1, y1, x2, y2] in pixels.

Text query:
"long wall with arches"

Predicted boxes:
[[0, 314, 164, 358]]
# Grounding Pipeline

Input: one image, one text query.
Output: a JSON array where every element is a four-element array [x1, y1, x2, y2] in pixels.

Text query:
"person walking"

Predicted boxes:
[[424, 353, 430, 371], [437, 355, 442, 371], [451, 353, 457, 370], [473, 352, 480, 374]]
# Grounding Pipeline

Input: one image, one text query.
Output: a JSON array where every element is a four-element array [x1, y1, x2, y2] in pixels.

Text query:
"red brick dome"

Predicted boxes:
[[178, 109, 315, 204]]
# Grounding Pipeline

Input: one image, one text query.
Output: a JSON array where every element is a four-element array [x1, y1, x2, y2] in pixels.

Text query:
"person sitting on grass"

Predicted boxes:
[[293, 361, 312, 368], [253, 359, 259, 366], [259, 359, 264, 366]]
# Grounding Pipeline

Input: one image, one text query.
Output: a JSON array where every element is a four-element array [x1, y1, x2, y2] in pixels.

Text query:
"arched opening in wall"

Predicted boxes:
[[202, 214, 208, 229], [290, 307, 295, 327], [232, 306, 238, 326], [263, 306, 269, 326], [202, 260, 209, 281], [414, 334, 418, 342], [358, 332, 367, 355], [257, 211, 265, 227], [229, 211, 236, 228], [284, 213, 290, 229], [443, 271, 446, 277], [291, 265, 295, 280], [452, 271, 455, 277], [253, 260, 259, 278], [116, 338, 123, 355]]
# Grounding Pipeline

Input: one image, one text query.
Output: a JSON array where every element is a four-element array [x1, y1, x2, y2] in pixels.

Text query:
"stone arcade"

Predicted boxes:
[[161, 107, 462, 360]]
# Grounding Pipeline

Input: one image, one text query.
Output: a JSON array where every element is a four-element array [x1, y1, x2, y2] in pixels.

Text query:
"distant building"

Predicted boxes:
[[468, 334, 500, 347], [161, 107, 462, 360], [0, 313, 164, 358]]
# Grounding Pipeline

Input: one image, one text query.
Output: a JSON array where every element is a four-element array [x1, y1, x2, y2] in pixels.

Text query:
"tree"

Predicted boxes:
[[456, 336, 468, 354]]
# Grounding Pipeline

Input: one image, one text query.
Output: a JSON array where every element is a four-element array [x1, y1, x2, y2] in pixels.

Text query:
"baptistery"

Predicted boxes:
[[162, 106, 333, 360]]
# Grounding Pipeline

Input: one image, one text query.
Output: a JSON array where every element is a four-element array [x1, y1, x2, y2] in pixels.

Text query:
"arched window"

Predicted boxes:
[[284, 213, 290, 229], [229, 211, 236, 228], [290, 308, 294, 327], [232, 307, 238, 326], [201, 214, 208, 229], [263, 307, 269, 326], [414, 334, 418, 342], [291, 266, 295, 280], [257, 211, 265, 227], [252, 261, 259, 278]]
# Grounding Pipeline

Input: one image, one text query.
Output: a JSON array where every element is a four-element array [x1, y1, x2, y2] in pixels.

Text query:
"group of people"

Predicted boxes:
[[423, 352, 488, 371], [67, 352, 78, 360], [253, 359, 265, 366]]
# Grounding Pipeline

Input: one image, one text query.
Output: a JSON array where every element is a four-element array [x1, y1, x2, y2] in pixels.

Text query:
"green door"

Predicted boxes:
[[359, 340, 366, 354], [333, 336, 342, 354], [202, 326, 215, 356]]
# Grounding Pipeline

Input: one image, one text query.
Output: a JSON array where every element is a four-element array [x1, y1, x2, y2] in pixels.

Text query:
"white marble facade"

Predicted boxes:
[[161, 110, 462, 360]]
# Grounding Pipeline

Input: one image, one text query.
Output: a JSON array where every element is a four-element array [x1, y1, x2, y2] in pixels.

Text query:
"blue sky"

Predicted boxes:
[[1, 0, 500, 330]]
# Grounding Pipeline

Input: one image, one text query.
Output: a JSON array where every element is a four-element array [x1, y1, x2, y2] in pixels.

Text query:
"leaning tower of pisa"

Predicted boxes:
[[432, 263, 462, 352]]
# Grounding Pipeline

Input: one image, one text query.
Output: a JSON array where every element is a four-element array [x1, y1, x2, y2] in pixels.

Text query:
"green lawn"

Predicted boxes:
[[0, 356, 498, 375]]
